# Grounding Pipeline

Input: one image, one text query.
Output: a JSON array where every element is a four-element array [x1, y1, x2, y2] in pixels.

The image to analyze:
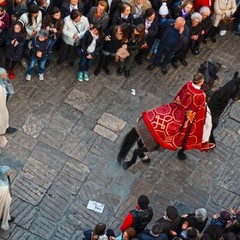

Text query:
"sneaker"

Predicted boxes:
[[78, 72, 83, 82], [38, 73, 44, 81], [9, 70, 15, 79], [219, 30, 227, 36], [26, 74, 32, 81], [21, 58, 28, 68], [5, 127, 17, 134], [83, 71, 89, 81]]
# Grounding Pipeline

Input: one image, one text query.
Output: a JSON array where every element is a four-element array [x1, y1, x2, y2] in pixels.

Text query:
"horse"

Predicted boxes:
[[117, 70, 240, 170], [208, 71, 240, 143]]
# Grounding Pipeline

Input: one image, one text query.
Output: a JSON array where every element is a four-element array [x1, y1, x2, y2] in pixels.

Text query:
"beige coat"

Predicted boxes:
[[128, 0, 152, 18], [212, 0, 237, 26], [0, 85, 9, 135]]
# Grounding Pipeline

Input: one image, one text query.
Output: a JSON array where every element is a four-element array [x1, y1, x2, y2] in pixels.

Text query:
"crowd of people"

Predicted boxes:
[[83, 195, 240, 240], [0, 0, 239, 81]]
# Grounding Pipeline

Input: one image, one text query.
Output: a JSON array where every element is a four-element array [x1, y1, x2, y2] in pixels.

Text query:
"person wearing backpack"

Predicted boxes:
[[120, 195, 153, 234]]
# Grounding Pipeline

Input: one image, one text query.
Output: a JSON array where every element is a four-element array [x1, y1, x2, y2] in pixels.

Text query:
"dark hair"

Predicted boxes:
[[202, 224, 223, 240], [151, 224, 162, 235], [92, 24, 103, 34], [0, 6, 4, 12], [145, 8, 155, 18], [134, 24, 145, 42], [51, 6, 60, 15], [193, 73, 204, 84], [115, 22, 130, 43], [186, 227, 198, 239], [28, 4, 39, 26], [120, 2, 131, 14], [125, 227, 136, 239], [70, 9, 81, 20], [93, 223, 106, 236], [36, 0, 46, 7]]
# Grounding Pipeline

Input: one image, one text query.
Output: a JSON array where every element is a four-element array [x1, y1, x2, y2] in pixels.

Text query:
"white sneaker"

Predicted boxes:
[[26, 74, 31, 81], [39, 74, 44, 81], [219, 30, 227, 36]]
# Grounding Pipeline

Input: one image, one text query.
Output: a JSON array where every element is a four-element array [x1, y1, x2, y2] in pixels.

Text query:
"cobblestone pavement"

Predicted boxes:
[[0, 32, 240, 239]]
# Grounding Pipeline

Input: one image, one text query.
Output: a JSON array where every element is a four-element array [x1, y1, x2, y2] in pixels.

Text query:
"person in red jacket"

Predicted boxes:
[[120, 195, 153, 234], [194, 0, 214, 13]]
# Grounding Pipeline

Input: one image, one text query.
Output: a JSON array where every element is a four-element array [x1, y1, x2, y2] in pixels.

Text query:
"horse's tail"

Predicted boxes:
[[117, 128, 139, 164]]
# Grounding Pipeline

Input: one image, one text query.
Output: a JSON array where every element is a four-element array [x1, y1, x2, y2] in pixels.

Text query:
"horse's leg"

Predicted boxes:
[[137, 139, 150, 162], [177, 147, 187, 160], [122, 146, 148, 170]]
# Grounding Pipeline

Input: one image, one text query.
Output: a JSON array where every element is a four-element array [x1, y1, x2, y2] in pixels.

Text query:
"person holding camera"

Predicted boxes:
[[57, 9, 89, 66], [26, 29, 52, 81], [42, 7, 63, 65]]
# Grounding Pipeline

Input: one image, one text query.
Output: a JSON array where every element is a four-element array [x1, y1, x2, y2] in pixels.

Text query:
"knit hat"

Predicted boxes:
[[220, 210, 231, 222], [159, 2, 169, 16], [38, 29, 49, 38], [138, 195, 150, 209], [166, 206, 179, 220]]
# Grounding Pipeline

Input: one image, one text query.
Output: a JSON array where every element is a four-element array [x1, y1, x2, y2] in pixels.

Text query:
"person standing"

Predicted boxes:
[[0, 165, 15, 231], [120, 195, 153, 234], [26, 29, 52, 81], [0, 70, 17, 136]]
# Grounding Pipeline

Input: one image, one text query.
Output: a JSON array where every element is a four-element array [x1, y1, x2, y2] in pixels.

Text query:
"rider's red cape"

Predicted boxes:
[[142, 81, 207, 151]]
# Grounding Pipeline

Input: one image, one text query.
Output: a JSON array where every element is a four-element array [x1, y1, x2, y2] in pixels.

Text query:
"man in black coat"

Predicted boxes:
[[147, 16, 189, 75], [61, 0, 85, 18]]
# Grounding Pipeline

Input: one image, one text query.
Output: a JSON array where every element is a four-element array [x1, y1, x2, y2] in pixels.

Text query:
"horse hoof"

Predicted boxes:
[[123, 162, 131, 170], [177, 152, 187, 161], [141, 155, 151, 163]]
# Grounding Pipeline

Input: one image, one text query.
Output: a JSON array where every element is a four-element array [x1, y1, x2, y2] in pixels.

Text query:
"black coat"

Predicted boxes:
[[5, 30, 26, 61], [111, 9, 134, 27], [61, 1, 85, 18], [87, 7, 109, 30], [80, 30, 104, 57]]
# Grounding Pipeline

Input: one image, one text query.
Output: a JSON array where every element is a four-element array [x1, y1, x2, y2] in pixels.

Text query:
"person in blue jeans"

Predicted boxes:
[[77, 25, 104, 82], [26, 29, 52, 81]]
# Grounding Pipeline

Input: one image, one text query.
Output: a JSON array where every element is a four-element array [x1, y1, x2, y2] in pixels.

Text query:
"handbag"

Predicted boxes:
[[72, 21, 82, 57], [219, 17, 235, 30]]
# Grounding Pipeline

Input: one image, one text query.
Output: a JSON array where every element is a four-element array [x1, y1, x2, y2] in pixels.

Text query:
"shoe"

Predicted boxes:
[[103, 66, 110, 75], [135, 57, 142, 65], [78, 72, 83, 81], [201, 142, 216, 151], [45, 60, 50, 67], [211, 37, 216, 43], [124, 70, 130, 78], [9, 70, 15, 79], [141, 155, 151, 163], [147, 63, 156, 70], [83, 71, 89, 81], [57, 59, 62, 65], [192, 49, 200, 55], [69, 61, 74, 66], [5, 127, 17, 134], [9, 216, 15, 222], [26, 74, 31, 81], [203, 39, 207, 44], [38, 73, 44, 81], [146, 52, 153, 60], [94, 67, 101, 76], [171, 60, 178, 69], [117, 68, 124, 76], [219, 30, 227, 36], [20, 58, 28, 68], [162, 66, 168, 75], [180, 59, 188, 66]]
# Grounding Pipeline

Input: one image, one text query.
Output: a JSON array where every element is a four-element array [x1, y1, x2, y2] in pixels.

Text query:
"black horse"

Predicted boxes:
[[208, 71, 240, 143], [117, 71, 240, 170]]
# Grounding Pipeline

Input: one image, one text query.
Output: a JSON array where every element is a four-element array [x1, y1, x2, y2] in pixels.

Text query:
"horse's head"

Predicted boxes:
[[199, 61, 222, 85]]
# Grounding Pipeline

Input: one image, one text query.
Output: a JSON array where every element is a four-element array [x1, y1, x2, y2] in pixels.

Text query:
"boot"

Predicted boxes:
[[94, 54, 108, 76], [210, 26, 219, 43], [103, 56, 112, 75]]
